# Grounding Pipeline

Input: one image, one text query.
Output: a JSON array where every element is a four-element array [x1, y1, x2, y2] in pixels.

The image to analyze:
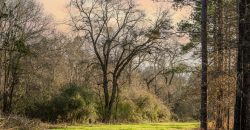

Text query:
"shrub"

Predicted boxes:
[[113, 87, 171, 122], [24, 84, 171, 123], [25, 84, 97, 123], [0, 115, 43, 130]]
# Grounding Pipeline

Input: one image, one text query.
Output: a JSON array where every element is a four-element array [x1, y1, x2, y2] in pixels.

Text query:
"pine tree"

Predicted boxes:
[[234, 0, 250, 129], [200, 0, 208, 129]]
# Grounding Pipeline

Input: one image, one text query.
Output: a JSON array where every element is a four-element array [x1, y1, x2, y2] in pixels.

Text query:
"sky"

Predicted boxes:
[[37, 0, 191, 32]]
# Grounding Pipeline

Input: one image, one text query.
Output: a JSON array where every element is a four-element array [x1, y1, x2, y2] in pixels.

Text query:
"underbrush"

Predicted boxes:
[[0, 115, 43, 130], [113, 87, 171, 123], [25, 84, 96, 123], [15, 84, 172, 124]]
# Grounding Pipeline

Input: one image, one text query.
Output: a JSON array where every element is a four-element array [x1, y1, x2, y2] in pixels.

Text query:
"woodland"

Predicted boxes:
[[0, 0, 249, 130]]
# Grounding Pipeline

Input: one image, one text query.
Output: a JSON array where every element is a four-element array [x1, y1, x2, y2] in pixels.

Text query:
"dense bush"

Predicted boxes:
[[113, 87, 171, 122], [25, 84, 97, 123], [22, 84, 171, 123]]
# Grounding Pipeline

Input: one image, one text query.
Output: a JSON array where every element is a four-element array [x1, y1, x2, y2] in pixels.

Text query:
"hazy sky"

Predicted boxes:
[[37, 0, 191, 32]]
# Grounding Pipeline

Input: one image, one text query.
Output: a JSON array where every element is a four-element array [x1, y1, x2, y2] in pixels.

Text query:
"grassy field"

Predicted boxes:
[[51, 122, 199, 130]]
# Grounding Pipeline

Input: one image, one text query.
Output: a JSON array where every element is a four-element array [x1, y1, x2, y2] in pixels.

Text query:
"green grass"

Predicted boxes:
[[51, 122, 199, 130]]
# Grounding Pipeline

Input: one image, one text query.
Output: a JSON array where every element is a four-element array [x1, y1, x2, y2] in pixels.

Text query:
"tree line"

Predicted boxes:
[[0, 0, 192, 124], [0, 0, 249, 130]]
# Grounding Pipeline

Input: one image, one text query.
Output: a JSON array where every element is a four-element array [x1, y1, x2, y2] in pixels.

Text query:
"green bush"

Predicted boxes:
[[25, 84, 97, 123], [113, 87, 171, 122], [114, 101, 135, 122], [24, 84, 171, 123]]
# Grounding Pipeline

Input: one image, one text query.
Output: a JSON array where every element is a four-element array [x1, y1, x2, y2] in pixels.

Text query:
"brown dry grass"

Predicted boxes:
[[0, 115, 44, 130]]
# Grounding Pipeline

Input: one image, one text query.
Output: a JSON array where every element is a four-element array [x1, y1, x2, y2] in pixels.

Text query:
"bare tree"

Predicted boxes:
[[0, 0, 50, 114], [69, 0, 171, 122]]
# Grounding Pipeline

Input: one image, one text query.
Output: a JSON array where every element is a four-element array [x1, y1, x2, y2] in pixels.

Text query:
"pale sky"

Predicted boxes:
[[37, 0, 191, 32]]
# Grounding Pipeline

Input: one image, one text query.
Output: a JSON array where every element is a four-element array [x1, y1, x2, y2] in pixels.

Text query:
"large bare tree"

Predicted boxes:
[[69, 0, 171, 122]]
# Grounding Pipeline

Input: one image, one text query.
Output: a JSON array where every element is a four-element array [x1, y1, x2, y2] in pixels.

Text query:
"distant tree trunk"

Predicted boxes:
[[234, 0, 250, 129], [2, 52, 21, 115], [215, 0, 224, 129], [127, 61, 132, 87], [200, 0, 208, 129], [227, 48, 232, 130]]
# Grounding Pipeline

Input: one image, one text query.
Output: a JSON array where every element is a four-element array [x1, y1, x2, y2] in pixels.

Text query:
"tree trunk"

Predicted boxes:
[[200, 0, 208, 129], [127, 59, 133, 88], [102, 76, 118, 123], [2, 54, 20, 115], [227, 48, 232, 130], [2, 92, 10, 114], [2, 50, 10, 115], [215, 0, 224, 129], [102, 72, 110, 123], [234, 0, 250, 129]]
